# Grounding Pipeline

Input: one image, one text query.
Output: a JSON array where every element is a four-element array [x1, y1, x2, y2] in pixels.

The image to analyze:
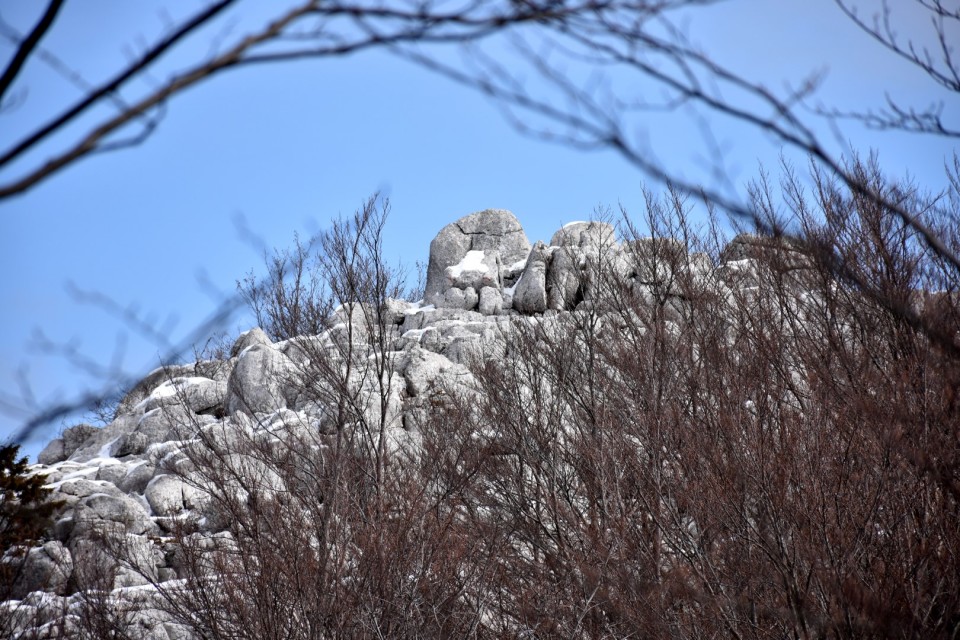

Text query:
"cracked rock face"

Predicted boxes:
[[423, 209, 531, 307]]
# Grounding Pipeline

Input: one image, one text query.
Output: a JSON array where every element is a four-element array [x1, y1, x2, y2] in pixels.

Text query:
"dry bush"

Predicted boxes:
[[451, 160, 959, 638], [237, 231, 332, 343], [81, 164, 959, 639]]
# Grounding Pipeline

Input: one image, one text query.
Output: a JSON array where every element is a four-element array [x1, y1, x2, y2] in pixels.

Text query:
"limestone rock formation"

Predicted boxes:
[[512, 240, 551, 314], [549, 220, 616, 250], [423, 209, 531, 308], [6, 208, 828, 639]]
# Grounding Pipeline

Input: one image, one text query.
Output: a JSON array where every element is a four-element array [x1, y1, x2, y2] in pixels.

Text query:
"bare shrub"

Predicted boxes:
[[70, 164, 959, 638], [237, 231, 331, 343], [449, 161, 960, 638]]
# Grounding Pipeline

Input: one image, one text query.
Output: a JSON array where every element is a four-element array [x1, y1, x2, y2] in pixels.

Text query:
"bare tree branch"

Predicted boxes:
[[0, 0, 64, 106], [0, 0, 238, 175]]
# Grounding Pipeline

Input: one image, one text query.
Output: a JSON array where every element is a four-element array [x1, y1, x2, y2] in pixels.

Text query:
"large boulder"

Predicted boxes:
[[424, 209, 531, 306], [623, 237, 688, 295], [549, 221, 616, 250], [721, 233, 813, 277], [478, 286, 503, 316], [114, 364, 197, 417], [116, 360, 235, 417], [118, 461, 157, 494], [225, 344, 299, 415], [37, 423, 101, 464], [73, 493, 156, 537], [280, 332, 338, 366], [116, 405, 215, 457], [721, 232, 800, 262], [55, 477, 123, 502], [546, 222, 620, 310], [512, 241, 551, 315], [443, 250, 502, 296], [380, 298, 414, 326], [399, 347, 468, 397], [139, 377, 227, 415], [547, 246, 584, 311], [67, 415, 138, 462], [230, 327, 272, 357], [145, 474, 206, 516], [720, 233, 772, 262], [36, 438, 66, 466], [330, 301, 376, 334], [4, 541, 73, 598], [463, 286, 479, 312], [442, 287, 467, 310]]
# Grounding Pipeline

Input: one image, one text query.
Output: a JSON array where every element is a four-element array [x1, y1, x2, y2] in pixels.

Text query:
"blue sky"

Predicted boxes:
[[1, 0, 956, 458]]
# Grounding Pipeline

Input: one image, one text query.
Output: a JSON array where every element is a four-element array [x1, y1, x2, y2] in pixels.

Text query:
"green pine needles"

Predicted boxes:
[[0, 445, 59, 551]]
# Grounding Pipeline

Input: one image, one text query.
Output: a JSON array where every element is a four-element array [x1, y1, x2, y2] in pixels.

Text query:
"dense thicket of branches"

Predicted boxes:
[[44, 159, 952, 639], [2, 1, 958, 636]]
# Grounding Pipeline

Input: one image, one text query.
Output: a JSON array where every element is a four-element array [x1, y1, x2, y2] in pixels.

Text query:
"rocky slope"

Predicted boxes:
[[3, 208, 809, 639]]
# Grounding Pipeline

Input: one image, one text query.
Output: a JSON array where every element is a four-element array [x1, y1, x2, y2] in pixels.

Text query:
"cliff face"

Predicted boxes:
[[4, 207, 943, 639]]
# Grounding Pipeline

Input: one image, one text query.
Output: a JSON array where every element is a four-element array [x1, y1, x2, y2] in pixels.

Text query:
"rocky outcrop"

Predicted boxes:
[[478, 286, 503, 316], [549, 221, 616, 250], [547, 246, 583, 311], [423, 209, 531, 309], [399, 346, 470, 397], [115, 359, 232, 418], [9, 208, 812, 639], [138, 377, 227, 416], [512, 241, 551, 314]]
